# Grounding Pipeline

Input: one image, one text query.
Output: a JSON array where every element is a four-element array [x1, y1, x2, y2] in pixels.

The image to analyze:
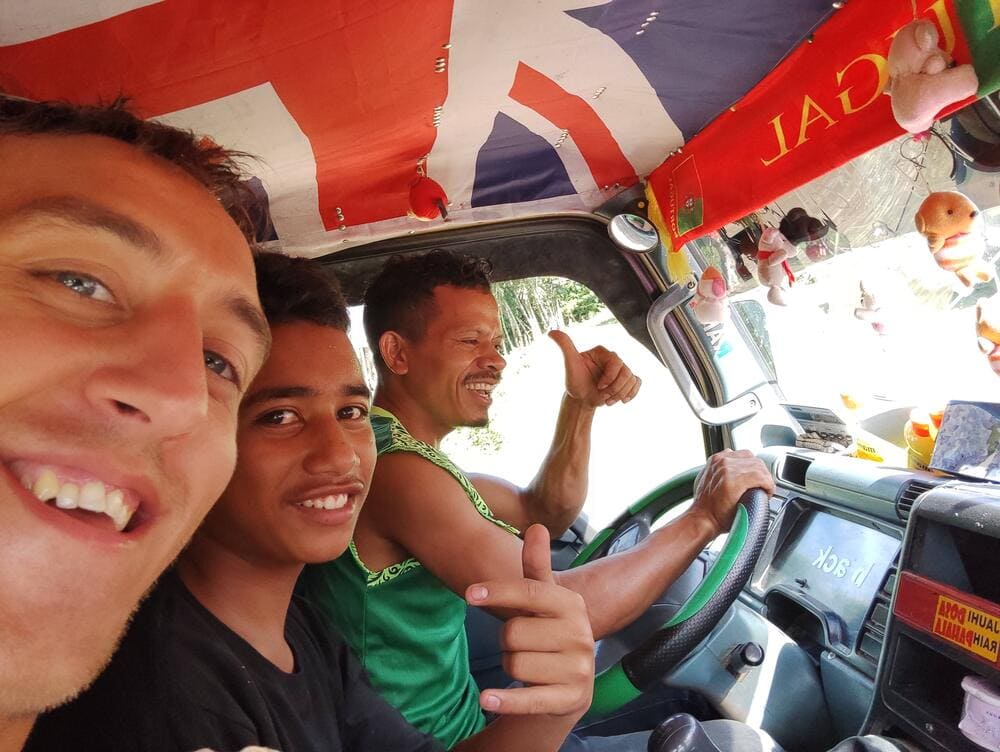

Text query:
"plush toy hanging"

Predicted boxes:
[[692, 266, 728, 325], [914, 191, 994, 287], [408, 165, 449, 221], [976, 298, 1000, 376], [885, 19, 978, 134], [854, 280, 888, 335], [779, 207, 830, 262], [756, 227, 797, 306]]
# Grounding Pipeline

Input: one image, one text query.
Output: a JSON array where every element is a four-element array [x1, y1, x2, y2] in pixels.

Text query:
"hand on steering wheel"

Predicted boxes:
[[576, 464, 773, 718], [690, 450, 776, 536]]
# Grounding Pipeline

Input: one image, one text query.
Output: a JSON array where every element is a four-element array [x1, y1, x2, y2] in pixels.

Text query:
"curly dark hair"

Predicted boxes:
[[363, 249, 493, 372], [255, 252, 349, 332], [0, 95, 265, 243]]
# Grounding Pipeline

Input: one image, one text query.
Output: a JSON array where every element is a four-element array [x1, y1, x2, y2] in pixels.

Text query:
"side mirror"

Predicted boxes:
[[608, 214, 659, 253]]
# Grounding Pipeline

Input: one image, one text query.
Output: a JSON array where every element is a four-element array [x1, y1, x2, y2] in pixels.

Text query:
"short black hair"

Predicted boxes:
[[254, 252, 349, 331], [363, 250, 493, 371], [0, 95, 264, 243]]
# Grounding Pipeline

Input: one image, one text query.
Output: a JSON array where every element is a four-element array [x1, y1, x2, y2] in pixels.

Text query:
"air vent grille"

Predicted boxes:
[[857, 562, 898, 672], [779, 455, 811, 486], [895, 479, 937, 521]]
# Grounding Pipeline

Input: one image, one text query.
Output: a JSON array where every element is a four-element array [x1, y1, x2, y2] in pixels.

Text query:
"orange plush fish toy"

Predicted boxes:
[[914, 191, 994, 287]]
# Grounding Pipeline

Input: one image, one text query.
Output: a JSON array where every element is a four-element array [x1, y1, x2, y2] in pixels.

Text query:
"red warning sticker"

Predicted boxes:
[[894, 572, 1000, 669], [932, 594, 1000, 663]]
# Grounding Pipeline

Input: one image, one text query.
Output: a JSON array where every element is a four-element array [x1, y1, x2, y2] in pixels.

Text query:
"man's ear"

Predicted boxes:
[[379, 331, 409, 376]]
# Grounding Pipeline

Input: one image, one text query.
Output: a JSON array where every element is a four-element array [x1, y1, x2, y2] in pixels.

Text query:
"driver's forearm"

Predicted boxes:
[[451, 714, 577, 752], [524, 396, 596, 536], [555, 511, 717, 639]]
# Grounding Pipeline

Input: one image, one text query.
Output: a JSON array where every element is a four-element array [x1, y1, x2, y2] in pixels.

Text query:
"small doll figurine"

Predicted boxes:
[[692, 266, 728, 324], [756, 227, 796, 305]]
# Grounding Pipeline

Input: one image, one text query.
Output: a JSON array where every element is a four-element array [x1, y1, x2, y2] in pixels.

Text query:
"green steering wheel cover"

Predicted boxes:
[[569, 466, 702, 569], [585, 499, 752, 718], [665, 504, 748, 628], [589, 663, 643, 718]]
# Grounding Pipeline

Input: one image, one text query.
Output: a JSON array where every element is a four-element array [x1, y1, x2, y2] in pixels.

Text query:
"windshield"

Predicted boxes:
[[695, 125, 1000, 408], [691, 118, 999, 460]]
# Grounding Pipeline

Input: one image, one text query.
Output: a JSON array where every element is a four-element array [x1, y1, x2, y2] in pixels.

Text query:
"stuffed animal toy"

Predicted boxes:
[[692, 266, 728, 324], [408, 175, 449, 221], [756, 227, 797, 305], [779, 207, 828, 245], [976, 298, 1000, 376], [885, 19, 978, 134], [780, 207, 830, 262], [914, 191, 993, 286], [854, 280, 888, 335]]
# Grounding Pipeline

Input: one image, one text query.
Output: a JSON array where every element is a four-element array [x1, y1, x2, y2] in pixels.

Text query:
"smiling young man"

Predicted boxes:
[[0, 97, 269, 750], [27, 253, 598, 752], [302, 250, 774, 749]]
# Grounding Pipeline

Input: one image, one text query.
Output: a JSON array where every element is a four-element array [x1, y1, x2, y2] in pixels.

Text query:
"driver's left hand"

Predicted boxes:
[[549, 330, 641, 407], [690, 450, 775, 537]]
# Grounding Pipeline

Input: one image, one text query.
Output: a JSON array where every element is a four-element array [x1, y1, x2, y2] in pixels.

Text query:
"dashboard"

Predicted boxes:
[[591, 446, 998, 752], [652, 448, 943, 751], [751, 503, 900, 653]]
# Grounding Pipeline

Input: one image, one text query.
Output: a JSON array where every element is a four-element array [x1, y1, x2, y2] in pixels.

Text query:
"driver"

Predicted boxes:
[[0, 96, 270, 751], [302, 250, 774, 749]]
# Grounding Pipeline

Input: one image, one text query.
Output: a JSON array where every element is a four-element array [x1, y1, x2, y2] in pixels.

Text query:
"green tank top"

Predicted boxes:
[[301, 407, 519, 748]]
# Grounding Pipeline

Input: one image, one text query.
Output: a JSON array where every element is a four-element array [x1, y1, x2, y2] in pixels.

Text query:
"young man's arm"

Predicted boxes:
[[343, 527, 593, 752], [468, 331, 640, 537], [368, 450, 774, 638], [451, 525, 593, 751]]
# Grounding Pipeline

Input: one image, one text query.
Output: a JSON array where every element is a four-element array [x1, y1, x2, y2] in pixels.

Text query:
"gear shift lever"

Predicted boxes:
[[648, 714, 724, 752]]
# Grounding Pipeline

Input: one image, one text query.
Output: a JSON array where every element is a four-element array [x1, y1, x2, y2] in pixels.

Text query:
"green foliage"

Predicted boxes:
[[493, 277, 603, 352], [445, 424, 504, 455]]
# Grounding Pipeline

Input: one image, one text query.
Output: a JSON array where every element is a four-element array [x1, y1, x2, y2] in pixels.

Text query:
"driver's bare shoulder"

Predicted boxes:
[[361, 451, 497, 551]]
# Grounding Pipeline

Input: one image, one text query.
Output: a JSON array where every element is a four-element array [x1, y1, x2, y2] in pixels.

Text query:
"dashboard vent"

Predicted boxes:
[[779, 455, 812, 487], [895, 480, 937, 521], [857, 561, 899, 673]]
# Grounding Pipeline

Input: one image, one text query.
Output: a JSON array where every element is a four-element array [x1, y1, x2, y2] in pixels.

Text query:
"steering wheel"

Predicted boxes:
[[573, 466, 771, 718]]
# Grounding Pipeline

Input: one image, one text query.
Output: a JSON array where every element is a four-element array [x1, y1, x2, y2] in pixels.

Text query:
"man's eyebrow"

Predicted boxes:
[[242, 386, 317, 410], [346, 383, 372, 399], [226, 295, 272, 360], [17, 196, 271, 360], [17, 196, 164, 256]]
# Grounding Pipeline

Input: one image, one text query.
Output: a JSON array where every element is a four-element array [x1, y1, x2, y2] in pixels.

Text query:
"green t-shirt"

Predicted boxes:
[[301, 407, 519, 749]]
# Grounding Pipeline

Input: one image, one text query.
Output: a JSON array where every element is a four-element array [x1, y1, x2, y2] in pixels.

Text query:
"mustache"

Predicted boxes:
[[463, 372, 501, 385]]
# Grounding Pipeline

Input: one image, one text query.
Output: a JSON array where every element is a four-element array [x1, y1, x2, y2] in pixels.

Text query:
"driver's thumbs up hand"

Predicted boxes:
[[549, 330, 640, 408], [466, 524, 594, 719], [691, 450, 774, 536]]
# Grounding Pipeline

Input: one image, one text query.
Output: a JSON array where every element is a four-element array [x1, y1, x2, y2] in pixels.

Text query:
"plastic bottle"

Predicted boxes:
[[905, 410, 936, 471], [929, 406, 945, 434]]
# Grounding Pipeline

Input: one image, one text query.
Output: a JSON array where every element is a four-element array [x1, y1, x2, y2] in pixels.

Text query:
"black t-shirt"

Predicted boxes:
[[27, 570, 445, 752]]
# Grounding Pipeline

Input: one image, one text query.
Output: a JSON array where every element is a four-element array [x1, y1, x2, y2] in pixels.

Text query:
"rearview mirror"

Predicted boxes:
[[608, 213, 659, 253]]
